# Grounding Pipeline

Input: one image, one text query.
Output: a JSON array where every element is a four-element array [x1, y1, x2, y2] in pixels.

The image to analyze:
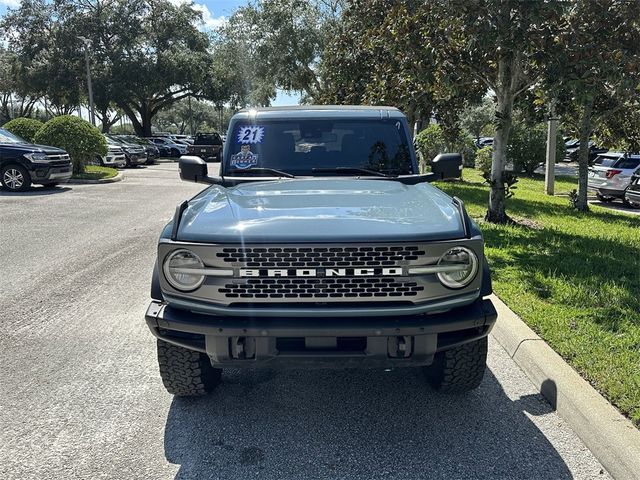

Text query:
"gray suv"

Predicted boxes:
[[146, 106, 496, 396]]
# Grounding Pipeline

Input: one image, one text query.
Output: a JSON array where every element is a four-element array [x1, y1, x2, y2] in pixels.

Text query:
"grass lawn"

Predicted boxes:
[[437, 169, 640, 427], [72, 165, 118, 181]]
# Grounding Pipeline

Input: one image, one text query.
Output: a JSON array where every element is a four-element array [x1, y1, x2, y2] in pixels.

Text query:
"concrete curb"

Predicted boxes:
[[489, 294, 640, 480], [67, 172, 125, 184]]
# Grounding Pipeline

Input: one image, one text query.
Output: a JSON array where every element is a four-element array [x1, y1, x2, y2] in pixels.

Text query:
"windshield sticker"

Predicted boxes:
[[230, 145, 259, 169], [236, 125, 265, 144]]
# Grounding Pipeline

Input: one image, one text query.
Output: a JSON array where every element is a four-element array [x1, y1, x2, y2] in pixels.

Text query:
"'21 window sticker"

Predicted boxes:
[[236, 125, 265, 144]]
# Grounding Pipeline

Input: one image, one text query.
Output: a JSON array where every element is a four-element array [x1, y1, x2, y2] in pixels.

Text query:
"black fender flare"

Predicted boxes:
[[151, 261, 163, 301], [480, 257, 493, 297]]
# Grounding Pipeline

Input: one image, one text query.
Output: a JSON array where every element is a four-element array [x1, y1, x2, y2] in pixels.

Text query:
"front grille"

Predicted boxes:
[[47, 154, 71, 167], [220, 277, 424, 299], [216, 246, 426, 268]]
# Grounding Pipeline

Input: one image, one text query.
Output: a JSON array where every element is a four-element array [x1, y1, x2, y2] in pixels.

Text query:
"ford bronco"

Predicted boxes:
[[146, 106, 497, 396]]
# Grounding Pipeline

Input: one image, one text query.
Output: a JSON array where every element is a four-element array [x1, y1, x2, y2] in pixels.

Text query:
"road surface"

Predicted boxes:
[[0, 163, 609, 479]]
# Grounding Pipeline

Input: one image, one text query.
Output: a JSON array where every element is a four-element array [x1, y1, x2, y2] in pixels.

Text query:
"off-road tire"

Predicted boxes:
[[425, 336, 488, 393], [157, 340, 222, 396]]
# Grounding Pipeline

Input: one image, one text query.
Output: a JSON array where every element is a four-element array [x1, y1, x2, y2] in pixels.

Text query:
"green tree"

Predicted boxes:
[[459, 98, 495, 142], [544, 0, 640, 211], [34, 115, 107, 174], [421, 0, 565, 223], [1, 0, 83, 115], [2, 117, 44, 143]]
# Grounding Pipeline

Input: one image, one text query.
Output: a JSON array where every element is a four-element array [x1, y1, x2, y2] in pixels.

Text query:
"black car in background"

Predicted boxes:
[[106, 135, 146, 167], [186, 132, 223, 162], [116, 135, 159, 164], [0, 128, 72, 192]]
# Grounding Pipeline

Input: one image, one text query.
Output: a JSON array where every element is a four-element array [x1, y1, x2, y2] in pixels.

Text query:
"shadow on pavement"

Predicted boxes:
[[0, 185, 72, 196], [164, 368, 571, 480], [589, 200, 640, 215]]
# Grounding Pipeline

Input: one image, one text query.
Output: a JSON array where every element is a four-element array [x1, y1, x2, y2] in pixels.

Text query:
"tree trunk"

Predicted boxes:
[[140, 103, 153, 137], [574, 99, 594, 211], [486, 93, 514, 223]]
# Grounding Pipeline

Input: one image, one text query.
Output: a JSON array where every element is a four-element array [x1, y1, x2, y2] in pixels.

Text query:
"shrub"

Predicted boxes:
[[2, 117, 44, 143], [415, 123, 476, 172], [475, 146, 493, 178], [508, 122, 566, 175], [33, 115, 107, 174]]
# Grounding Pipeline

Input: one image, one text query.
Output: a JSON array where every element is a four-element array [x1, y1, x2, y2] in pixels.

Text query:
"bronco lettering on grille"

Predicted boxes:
[[239, 267, 404, 278]]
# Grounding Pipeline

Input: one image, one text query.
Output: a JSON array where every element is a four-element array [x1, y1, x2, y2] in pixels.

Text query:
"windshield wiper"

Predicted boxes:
[[311, 167, 393, 177], [226, 167, 296, 178]]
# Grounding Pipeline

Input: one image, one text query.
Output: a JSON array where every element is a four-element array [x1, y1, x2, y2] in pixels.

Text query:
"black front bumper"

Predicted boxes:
[[146, 298, 497, 368]]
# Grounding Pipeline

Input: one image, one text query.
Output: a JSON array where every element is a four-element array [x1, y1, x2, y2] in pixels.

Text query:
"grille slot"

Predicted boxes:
[[216, 246, 426, 269], [220, 277, 425, 299]]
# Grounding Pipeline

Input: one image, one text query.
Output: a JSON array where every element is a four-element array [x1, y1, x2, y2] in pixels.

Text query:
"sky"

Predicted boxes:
[[0, 0, 301, 106]]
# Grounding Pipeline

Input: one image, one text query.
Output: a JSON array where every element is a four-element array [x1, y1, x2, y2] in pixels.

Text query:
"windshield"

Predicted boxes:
[[0, 128, 26, 144], [614, 157, 640, 170], [224, 118, 414, 175], [195, 133, 222, 145]]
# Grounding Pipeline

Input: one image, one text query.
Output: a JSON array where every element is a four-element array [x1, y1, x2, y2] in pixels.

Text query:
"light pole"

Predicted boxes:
[[78, 36, 95, 126], [545, 101, 559, 195]]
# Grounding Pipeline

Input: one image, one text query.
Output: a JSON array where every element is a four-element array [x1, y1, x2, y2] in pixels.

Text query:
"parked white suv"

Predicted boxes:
[[98, 140, 127, 168], [588, 153, 640, 204]]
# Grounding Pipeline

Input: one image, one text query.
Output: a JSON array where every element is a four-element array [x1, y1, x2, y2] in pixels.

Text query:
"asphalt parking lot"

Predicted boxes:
[[0, 163, 610, 480]]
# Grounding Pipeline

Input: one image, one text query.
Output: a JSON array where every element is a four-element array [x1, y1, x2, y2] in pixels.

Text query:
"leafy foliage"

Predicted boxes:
[[2, 117, 44, 143], [414, 124, 476, 172], [475, 146, 493, 178], [508, 121, 565, 175], [34, 115, 107, 174], [543, 0, 640, 210]]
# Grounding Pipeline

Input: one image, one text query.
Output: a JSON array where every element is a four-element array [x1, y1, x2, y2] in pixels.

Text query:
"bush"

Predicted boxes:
[[2, 117, 44, 143], [475, 146, 493, 178], [508, 122, 566, 175], [415, 123, 476, 172], [33, 115, 107, 174]]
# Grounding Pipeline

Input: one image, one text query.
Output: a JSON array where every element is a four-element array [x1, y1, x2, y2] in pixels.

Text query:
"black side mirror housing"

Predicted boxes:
[[178, 156, 221, 184], [431, 153, 463, 180]]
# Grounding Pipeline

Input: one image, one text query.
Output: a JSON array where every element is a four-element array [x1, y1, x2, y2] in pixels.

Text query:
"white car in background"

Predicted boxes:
[[588, 153, 640, 204], [97, 138, 127, 168]]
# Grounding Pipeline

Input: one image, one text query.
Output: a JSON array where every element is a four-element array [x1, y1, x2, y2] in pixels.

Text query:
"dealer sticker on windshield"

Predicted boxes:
[[230, 145, 259, 169], [236, 125, 265, 144]]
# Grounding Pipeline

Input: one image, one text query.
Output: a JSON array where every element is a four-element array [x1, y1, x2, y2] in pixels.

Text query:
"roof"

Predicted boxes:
[[232, 105, 406, 120]]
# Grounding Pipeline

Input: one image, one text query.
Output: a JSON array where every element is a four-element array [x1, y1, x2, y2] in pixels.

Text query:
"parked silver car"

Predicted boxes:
[[588, 153, 640, 204]]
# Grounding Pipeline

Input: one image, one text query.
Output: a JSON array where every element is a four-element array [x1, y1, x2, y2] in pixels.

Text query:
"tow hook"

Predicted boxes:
[[388, 336, 412, 358], [230, 336, 256, 360]]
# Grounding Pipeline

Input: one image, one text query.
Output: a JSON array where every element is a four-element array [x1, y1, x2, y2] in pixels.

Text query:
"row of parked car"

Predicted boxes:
[[474, 136, 640, 208], [0, 127, 225, 192], [96, 132, 225, 168]]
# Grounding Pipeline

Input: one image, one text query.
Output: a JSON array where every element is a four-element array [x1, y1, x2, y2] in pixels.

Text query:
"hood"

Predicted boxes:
[[175, 178, 465, 243], [0, 142, 66, 155]]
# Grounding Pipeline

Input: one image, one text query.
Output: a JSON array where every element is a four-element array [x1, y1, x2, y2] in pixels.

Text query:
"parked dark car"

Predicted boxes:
[[624, 171, 640, 208], [147, 106, 496, 397], [106, 135, 146, 167], [565, 140, 608, 162], [115, 135, 160, 165], [0, 128, 72, 192], [186, 132, 223, 162]]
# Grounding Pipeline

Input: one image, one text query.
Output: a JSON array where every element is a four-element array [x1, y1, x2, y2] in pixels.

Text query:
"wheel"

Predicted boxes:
[[170, 148, 180, 157], [425, 336, 488, 393], [157, 339, 222, 396], [596, 193, 614, 203], [1, 164, 31, 192]]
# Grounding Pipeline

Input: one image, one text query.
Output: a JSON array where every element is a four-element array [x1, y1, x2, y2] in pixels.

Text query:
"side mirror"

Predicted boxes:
[[431, 153, 463, 180], [178, 156, 221, 184]]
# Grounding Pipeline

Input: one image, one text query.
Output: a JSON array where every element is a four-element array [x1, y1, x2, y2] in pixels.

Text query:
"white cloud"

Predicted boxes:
[[0, 0, 21, 8], [168, 0, 225, 30]]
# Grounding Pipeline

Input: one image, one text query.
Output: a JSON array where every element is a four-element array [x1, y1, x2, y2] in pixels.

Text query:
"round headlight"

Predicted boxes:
[[436, 247, 479, 289], [163, 249, 205, 291]]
